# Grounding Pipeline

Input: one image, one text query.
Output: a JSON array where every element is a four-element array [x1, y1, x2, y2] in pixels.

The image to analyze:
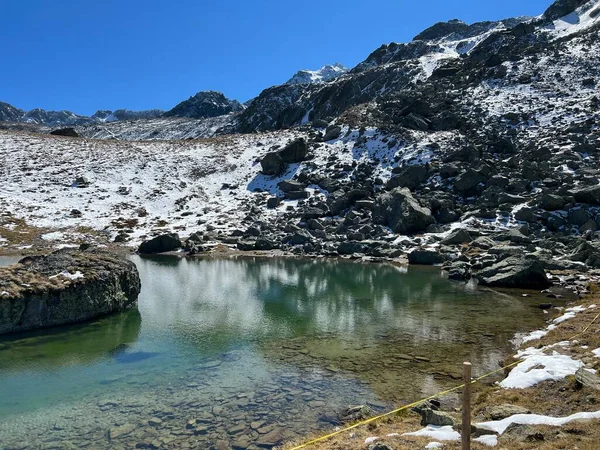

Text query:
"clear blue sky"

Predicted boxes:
[[1, 0, 551, 115]]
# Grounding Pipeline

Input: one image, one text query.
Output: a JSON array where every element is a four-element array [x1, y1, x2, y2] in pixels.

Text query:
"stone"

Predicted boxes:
[[323, 125, 342, 141], [0, 249, 140, 335], [408, 249, 446, 265], [339, 405, 374, 423], [484, 404, 531, 420], [571, 185, 600, 206], [538, 193, 566, 211], [260, 152, 285, 176], [503, 423, 545, 442], [476, 256, 552, 289], [454, 169, 487, 196], [368, 443, 392, 450], [374, 187, 435, 234], [278, 179, 306, 193], [138, 233, 182, 254], [278, 138, 308, 163], [288, 230, 312, 245], [412, 403, 455, 427], [440, 228, 472, 245], [386, 165, 428, 191], [266, 197, 281, 209], [109, 423, 137, 440]]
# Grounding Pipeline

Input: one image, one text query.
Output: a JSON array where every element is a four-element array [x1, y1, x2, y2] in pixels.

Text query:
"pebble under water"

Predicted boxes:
[[0, 255, 555, 449]]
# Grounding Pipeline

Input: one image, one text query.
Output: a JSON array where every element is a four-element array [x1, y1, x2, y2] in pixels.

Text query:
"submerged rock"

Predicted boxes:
[[339, 405, 374, 423], [0, 249, 141, 334]]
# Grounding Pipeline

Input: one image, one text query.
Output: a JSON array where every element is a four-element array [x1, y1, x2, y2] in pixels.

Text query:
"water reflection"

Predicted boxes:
[[0, 309, 142, 373], [0, 255, 551, 449]]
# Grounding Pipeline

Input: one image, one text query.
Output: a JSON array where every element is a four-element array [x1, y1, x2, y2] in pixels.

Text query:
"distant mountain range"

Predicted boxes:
[[0, 64, 349, 128]]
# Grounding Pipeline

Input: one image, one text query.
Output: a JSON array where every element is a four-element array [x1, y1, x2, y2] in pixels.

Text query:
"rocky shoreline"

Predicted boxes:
[[0, 248, 141, 334]]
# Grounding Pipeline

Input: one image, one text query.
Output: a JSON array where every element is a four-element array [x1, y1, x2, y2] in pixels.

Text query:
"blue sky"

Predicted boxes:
[[1, 0, 551, 115]]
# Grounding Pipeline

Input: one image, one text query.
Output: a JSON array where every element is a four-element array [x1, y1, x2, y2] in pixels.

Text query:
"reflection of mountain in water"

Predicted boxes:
[[134, 255, 544, 355], [0, 309, 142, 373]]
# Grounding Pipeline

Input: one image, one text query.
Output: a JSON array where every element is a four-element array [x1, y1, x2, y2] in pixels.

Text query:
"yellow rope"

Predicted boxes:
[[288, 306, 600, 450]]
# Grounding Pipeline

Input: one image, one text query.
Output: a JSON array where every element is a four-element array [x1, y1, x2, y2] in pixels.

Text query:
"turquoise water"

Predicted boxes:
[[0, 255, 552, 449]]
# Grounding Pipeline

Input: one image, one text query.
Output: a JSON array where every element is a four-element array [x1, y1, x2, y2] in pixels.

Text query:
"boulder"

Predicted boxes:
[[323, 125, 342, 141], [278, 179, 306, 193], [412, 403, 455, 427], [484, 404, 531, 421], [408, 249, 446, 265], [454, 169, 487, 196], [287, 230, 312, 245], [50, 127, 79, 137], [339, 405, 374, 424], [476, 256, 551, 289], [279, 138, 308, 163], [440, 228, 472, 245], [138, 233, 182, 254], [261, 152, 285, 176], [374, 187, 435, 234], [386, 165, 429, 191], [571, 185, 600, 206], [538, 193, 566, 211], [0, 249, 140, 334], [266, 197, 281, 209]]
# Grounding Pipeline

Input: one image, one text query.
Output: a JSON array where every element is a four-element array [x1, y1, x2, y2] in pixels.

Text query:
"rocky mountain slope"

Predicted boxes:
[[1, 0, 600, 293]]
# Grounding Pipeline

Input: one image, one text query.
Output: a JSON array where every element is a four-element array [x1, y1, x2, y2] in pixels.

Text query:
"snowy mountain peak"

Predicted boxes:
[[285, 63, 349, 85]]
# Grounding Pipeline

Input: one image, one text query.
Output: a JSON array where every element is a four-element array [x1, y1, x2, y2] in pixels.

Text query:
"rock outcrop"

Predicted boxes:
[[476, 256, 552, 289], [0, 249, 141, 334]]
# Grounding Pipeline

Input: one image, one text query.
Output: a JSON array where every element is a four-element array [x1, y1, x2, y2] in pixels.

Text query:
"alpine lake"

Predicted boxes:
[[0, 255, 560, 449]]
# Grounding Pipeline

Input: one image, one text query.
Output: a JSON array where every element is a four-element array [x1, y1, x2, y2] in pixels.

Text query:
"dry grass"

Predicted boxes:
[[279, 292, 600, 450]]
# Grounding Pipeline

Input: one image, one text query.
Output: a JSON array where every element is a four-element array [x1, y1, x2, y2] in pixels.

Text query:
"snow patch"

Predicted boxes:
[[48, 270, 84, 281], [473, 434, 498, 447], [403, 425, 460, 441], [476, 410, 600, 435], [500, 348, 582, 389]]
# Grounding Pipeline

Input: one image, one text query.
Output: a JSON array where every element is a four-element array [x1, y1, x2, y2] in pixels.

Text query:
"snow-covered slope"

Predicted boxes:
[[286, 63, 349, 85]]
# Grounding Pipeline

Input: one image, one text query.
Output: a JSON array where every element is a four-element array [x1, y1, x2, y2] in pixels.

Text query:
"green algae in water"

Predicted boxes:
[[0, 256, 555, 449]]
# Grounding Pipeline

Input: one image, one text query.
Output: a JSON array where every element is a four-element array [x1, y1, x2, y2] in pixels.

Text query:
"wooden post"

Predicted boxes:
[[462, 362, 472, 450]]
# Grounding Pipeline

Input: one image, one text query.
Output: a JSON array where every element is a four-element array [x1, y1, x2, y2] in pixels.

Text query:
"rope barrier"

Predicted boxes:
[[288, 306, 600, 450]]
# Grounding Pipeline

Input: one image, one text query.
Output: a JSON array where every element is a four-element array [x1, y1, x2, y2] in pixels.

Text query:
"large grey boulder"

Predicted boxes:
[[408, 249, 446, 265], [279, 138, 308, 163], [412, 403, 455, 427], [278, 179, 306, 193], [476, 256, 551, 289], [440, 228, 472, 245], [0, 249, 140, 334], [374, 187, 435, 234], [387, 165, 428, 190], [571, 185, 600, 206], [454, 169, 487, 196], [538, 193, 566, 211], [138, 233, 182, 254], [260, 152, 285, 176]]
